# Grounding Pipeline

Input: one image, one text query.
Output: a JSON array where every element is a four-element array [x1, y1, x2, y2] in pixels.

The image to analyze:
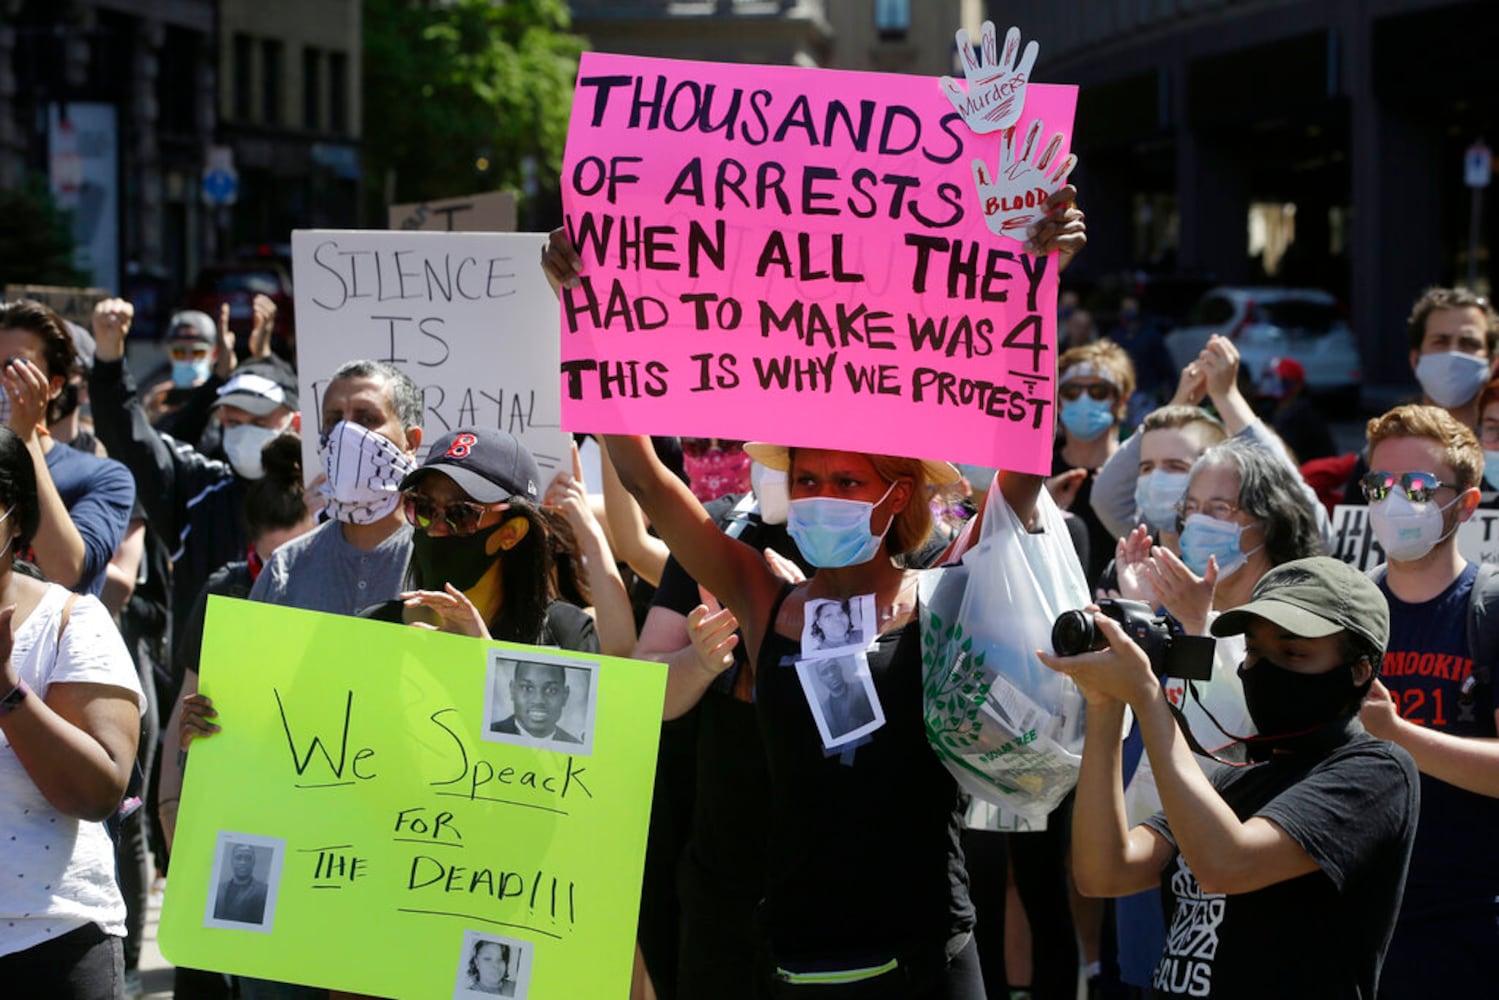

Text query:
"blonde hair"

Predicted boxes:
[[1366, 404, 1483, 489], [1142, 405, 1228, 452]]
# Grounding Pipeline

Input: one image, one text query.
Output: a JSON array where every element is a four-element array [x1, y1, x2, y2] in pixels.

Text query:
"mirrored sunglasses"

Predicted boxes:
[[1359, 470, 1461, 505]]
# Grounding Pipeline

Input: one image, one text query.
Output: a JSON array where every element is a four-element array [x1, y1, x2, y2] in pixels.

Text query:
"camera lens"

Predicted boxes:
[[1051, 609, 1097, 657]]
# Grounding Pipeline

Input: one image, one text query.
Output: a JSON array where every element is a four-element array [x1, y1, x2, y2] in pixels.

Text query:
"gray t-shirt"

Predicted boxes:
[[249, 520, 413, 615]]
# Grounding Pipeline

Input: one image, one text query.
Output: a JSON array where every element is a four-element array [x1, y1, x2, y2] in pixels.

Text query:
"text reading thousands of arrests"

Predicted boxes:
[[273, 689, 589, 940], [560, 69, 1056, 430]]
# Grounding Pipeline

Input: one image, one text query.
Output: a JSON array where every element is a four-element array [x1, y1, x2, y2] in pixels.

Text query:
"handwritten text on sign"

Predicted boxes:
[[559, 53, 1077, 475], [158, 599, 666, 998], [291, 230, 570, 483]]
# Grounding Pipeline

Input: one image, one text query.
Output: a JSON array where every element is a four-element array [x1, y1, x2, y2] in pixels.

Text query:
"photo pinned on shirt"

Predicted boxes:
[[203, 830, 285, 933], [794, 651, 886, 750], [801, 594, 875, 657], [452, 928, 532, 998]]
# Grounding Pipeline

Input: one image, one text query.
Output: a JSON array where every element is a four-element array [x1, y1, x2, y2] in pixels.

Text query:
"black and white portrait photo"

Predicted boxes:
[[483, 650, 598, 755], [203, 831, 284, 933], [452, 930, 531, 998], [801, 594, 875, 656], [795, 652, 886, 750]]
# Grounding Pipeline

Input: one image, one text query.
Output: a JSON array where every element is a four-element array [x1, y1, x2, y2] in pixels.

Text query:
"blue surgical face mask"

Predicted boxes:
[[1177, 512, 1261, 579], [786, 482, 896, 568], [1133, 469, 1190, 532], [1060, 396, 1115, 441], [172, 357, 212, 388]]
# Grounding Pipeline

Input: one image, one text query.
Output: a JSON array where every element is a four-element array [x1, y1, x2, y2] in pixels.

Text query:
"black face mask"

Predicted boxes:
[[1237, 657, 1367, 741], [409, 523, 503, 593]]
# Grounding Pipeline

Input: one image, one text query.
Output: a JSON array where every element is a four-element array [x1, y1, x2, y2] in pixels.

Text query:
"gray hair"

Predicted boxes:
[[331, 360, 423, 431], [1189, 436, 1323, 567]]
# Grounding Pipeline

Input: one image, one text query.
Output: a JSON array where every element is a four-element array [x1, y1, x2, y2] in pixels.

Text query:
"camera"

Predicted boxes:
[[1051, 599, 1214, 681]]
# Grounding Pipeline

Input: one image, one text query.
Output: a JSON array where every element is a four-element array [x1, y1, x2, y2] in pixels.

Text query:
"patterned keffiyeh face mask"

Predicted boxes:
[[318, 420, 417, 525]]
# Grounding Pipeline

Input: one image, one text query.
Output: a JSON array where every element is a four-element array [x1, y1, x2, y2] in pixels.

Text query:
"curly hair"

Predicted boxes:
[[1189, 437, 1323, 567], [1406, 286, 1499, 355]]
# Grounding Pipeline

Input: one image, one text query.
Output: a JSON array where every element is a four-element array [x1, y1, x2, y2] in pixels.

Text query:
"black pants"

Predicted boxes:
[[964, 808, 1079, 1000], [0, 922, 124, 999]]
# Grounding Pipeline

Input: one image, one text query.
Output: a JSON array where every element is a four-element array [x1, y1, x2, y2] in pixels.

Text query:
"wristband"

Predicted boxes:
[[0, 679, 29, 716]]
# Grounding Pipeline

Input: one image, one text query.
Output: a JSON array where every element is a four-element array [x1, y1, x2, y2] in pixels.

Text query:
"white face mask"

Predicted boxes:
[[1368, 489, 1462, 562], [222, 423, 279, 480], [750, 462, 789, 525], [1415, 352, 1490, 409], [1133, 469, 1190, 532], [318, 420, 417, 525]]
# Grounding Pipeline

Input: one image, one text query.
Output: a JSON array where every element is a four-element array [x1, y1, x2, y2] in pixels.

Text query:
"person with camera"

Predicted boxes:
[[1041, 556, 1418, 998]]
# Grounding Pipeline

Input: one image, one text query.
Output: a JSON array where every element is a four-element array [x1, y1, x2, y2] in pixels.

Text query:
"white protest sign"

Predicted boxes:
[[1330, 503, 1499, 572], [290, 230, 569, 485]]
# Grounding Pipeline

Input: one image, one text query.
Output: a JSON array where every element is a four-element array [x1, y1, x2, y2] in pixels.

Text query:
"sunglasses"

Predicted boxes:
[[168, 345, 211, 361], [1059, 383, 1114, 402], [401, 492, 508, 536], [1359, 471, 1461, 504]]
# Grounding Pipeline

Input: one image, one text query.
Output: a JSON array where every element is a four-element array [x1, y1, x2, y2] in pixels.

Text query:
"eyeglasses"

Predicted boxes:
[[1173, 498, 1243, 532], [1359, 471, 1461, 504], [1059, 383, 1114, 402], [401, 491, 507, 536], [168, 345, 211, 361]]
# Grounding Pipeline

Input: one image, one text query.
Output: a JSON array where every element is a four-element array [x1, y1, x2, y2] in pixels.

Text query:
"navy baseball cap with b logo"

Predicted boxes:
[[399, 428, 542, 504]]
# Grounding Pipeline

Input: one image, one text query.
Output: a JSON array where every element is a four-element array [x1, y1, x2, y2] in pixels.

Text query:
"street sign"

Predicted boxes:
[[203, 145, 239, 206], [202, 168, 238, 206], [1466, 142, 1491, 189]]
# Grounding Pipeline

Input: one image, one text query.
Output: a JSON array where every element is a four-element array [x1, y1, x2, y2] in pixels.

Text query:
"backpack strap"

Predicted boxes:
[[56, 591, 79, 646], [1465, 563, 1499, 690]]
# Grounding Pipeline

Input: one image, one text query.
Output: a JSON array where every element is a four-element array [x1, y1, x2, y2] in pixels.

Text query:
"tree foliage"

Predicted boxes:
[[363, 0, 585, 227], [0, 178, 85, 287]]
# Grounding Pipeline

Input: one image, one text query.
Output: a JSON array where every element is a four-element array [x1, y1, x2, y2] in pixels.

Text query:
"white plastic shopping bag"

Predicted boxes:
[[919, 487, 1091, 820]]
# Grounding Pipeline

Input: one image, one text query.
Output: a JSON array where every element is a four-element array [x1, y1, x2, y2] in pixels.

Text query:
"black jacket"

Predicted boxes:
[[90, 358, 250, 652]]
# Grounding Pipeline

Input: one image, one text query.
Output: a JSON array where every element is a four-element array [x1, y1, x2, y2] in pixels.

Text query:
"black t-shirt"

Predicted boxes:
[[1143, 728, 1419, 998], [360, 599, 599, 654], [650, 495, 809, 901], [755, 588, 973, 962], [1052, 439, 1114, 589]]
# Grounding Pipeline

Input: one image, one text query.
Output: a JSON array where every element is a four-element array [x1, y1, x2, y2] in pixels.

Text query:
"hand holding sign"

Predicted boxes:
[[971, 119, 1077, 241], [940, 23, 1039, 134]]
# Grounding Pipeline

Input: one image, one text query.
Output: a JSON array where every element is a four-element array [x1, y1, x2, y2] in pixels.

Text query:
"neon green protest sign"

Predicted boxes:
[[159, 598, 666, 998]]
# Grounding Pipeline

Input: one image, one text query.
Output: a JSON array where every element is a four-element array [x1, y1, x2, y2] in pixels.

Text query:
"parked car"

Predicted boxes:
[[186, 256, 295, 344], [1163, 286, 1361, 397]]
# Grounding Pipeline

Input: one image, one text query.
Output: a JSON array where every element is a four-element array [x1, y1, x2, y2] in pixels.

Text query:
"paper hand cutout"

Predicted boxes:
[[971, 119, 1077, 241], [940, 22, 1039, 134]]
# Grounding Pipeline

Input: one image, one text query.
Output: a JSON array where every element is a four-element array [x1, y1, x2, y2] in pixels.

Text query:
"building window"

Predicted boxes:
[[303, 47, 322, 131], [233, 34, 252, 121], [262, 39, 283, 125], [875, 0, 909, 40], [329, 51, 348, 135]]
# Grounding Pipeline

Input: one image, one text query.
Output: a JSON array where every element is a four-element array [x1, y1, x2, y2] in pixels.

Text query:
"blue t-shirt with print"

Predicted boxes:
[[1379, 561, 1499, 996]]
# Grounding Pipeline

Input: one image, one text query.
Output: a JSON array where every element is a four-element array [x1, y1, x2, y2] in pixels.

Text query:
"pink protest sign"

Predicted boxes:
[[559, 51, 1077, 474]]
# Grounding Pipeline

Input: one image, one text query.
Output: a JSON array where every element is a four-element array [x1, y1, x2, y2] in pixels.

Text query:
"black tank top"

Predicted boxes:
[[753, 584, 974, 960]]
